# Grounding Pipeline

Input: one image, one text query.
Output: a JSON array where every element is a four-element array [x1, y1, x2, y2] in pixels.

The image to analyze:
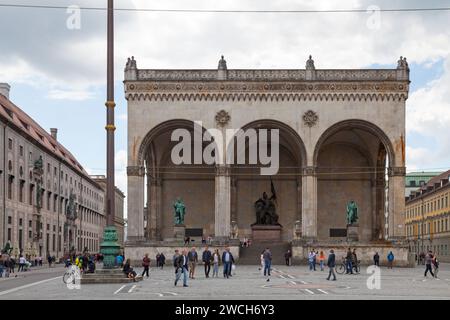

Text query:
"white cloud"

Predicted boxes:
[[47, 89, 96, 101]]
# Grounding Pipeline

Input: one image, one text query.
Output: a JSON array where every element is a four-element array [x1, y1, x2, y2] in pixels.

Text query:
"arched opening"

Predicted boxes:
[[139, 120, 216, 241], [228, 120, 306, 241], [313, 120, 394, 242]]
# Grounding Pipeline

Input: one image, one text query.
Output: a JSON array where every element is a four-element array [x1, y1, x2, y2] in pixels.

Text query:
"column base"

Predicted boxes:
[[100, 226, 121, 269]]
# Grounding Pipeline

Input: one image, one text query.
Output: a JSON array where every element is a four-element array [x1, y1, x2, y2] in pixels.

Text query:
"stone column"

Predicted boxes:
[[301, 166, 317, 239], [146, 174, 162, 241], [127, 166, 145, 242], [215, 165, 231, 240], [388, 167, 406, 240]]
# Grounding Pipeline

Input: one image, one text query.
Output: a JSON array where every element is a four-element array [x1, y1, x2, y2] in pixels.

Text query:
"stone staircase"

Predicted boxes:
[[238, 241, 291, 265], [80, 268, 143, 284]]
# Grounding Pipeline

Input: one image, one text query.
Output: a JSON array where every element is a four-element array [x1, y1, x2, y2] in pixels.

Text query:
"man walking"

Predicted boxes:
[[263, 248, 272, 281], [308, 250, 316, 271], [424, 251, 435, 278], [174, 249, 189, 287], [326, 249, 337, 281], [188, 247, 198, 279], [222, 247, 235, 278], [345, 248, 353, 274], [373, 252, 380, 266], [141, 253, 150, 278], [387, 251, 394, 269], [202, 246, 212, 278], [284, 250, 292, 266], [18, 255, 26, 272]]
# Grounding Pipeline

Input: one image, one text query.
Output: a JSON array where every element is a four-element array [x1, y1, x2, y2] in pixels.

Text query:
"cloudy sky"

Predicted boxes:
[[1, 0, 450, 218]]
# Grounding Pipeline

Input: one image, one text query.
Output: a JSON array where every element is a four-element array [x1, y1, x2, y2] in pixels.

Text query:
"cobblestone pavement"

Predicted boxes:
[[1, 264, 449, 300]]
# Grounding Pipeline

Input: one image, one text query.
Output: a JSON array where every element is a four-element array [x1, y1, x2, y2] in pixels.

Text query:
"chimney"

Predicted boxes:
[[0, 83, 10, 99], [50, 128, 58, 141]]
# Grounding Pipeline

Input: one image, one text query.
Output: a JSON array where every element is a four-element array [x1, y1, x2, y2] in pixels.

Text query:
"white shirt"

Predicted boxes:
[[19, 257, 26, 264], [225, 252, 230, 262], [213, 254, 219, 264]]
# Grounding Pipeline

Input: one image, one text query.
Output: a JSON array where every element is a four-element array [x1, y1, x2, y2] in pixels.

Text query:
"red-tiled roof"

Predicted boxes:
[[419, 169, 450, 191], [0, 94, 89, 176]]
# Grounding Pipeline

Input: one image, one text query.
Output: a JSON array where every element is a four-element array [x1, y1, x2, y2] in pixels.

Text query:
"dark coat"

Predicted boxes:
[[222, 251, 235, 264], [327, 253, 336, 268], [202, 250, 212, 263], [188, 251, 198, 263]]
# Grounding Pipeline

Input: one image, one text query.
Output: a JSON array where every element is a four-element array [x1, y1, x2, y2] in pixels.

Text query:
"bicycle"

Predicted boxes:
[[336, 257, 360, 275]]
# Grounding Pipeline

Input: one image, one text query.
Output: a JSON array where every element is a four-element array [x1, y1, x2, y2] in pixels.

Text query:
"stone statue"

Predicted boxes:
[[1, 240, 13, 255], [173, 198, 186, 225], [306, 55, 315, 69], [67, 193, 77, 220], [254, 191, 279, 225], [33, 156, 43, 174], [397, 56, 409, 69], [218, 55, 227, 70], [346, 200, 358, 225], [36, 181, 43, 210]]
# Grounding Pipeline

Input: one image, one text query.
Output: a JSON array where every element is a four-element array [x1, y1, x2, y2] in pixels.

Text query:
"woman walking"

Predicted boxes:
[[212, 249, 220, 278], [432, 254, 439, 279], [318, 251, 326, 271]]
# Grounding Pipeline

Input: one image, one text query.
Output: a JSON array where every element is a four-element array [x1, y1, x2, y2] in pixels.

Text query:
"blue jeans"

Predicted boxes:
[[175, 267, 188, 286], [320, 260, 324, 271], [223, 262, 232, 277], [213, 263, 219, 277], [0, 266, 3, 278], [346, 260, 353, 274], [309, 260, 314, 270], [264, 260, 271, 276]]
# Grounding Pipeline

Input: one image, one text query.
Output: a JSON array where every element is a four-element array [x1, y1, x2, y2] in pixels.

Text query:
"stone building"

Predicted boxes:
[[124, 55, 410, 265], [405, 170, 450, 262], [0, 84, 106, 260], [90, 175, 125, 246]]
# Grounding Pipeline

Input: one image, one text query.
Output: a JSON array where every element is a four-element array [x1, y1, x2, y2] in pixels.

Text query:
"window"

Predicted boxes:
[[8, 216, 12, 224], [8, 138, 12, 150], [19, 145, 23, 156], [19, 180, 25, 202], [29, 220, 32, 228], [47, 163, 51, 172], [29, 184, 34, 205], [410, 180, 416, 187], [19, 218, 22, 226], [7, 228, 11, 241], [29, 152, 32, 161], [8, 176, 14, 199], [29, 230, 32, 239]]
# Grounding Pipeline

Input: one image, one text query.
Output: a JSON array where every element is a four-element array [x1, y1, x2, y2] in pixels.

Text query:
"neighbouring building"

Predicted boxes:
[[405, 171, 442, 197], [405, 170, 450, 262], [90, 175, 126, 247], [124, 55, 410, 265], [0, 83, 106, 261]]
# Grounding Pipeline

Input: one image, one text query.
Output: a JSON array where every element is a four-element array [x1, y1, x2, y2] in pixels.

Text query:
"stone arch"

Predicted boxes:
[[313, 119, 396, 167]]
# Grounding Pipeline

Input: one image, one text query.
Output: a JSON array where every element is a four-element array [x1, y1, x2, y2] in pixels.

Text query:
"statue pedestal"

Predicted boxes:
[[174, 225, 186, 240], [347, 224, 359, 242], [251, 225, 282, 241]]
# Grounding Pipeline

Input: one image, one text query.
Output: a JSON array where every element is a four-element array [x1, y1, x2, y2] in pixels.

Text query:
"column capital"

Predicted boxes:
[[215, 165, 231, 176], [388, 166, 406, 177], [127, 166, 145, 177], [302, 166, 317, 176]]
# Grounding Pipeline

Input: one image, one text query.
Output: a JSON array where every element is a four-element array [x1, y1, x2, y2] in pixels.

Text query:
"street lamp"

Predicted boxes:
[[100, 0, 120, 269]]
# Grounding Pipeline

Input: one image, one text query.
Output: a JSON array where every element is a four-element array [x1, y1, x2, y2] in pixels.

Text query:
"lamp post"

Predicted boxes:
[[100, 0, 120, 269]]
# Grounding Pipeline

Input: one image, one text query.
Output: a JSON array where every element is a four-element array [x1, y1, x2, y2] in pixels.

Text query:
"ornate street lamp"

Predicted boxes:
[[100, 0, 120, 269]]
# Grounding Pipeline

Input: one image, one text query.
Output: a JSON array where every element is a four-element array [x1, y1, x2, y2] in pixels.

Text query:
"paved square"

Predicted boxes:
[[1, 264, 449, 300]]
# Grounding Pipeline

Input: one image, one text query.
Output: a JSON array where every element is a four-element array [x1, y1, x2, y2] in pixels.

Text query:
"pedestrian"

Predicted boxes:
[[313, 250, 317, 271], [387, 251, 394, 269], [201, 236, 206, 245], [202, 246, 212, 278], [222, 247, 235, 278], [123, 259, 137, 281], [47, 254, 52, 268], [373, 252, 380, 267], [173, 249, 180, 268], [345, 248, 353, 274], [4, 257, 10, 278], [263, 248, 272, 281], [184, 236, 190, 246], [424, 251, 434, 277], [284, 250, 292, 266], [188, 247, 198, 279], [308, 250, 316, 271], [432, 254, 439, 279], [18, 255, 26, 272], [38, 256, 43, 266], [142, 253, 151, 278], [259, 249, 265, 273], [159, 252, 166, 269], [0, 256, 4, 278], [319, 251, 326, 271], [9, 256, 15, 275], [174, 249, 189, 287], [156, 253, 161, 268], [326, 249, 337, 281], [352, 249, 358, 273], [212, 249, 220, 278], [116, 253, 124, 267]]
